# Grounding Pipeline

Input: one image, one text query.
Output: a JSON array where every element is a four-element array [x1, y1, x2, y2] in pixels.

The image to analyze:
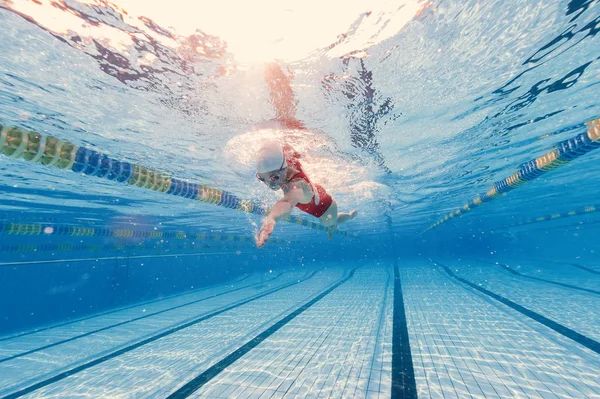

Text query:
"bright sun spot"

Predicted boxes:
[[110, 0, 423, 64], [8, 0, 424, 65]]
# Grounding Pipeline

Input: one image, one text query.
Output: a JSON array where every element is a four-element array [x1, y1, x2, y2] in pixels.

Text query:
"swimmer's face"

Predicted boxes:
[[256, 160, 287, 190]]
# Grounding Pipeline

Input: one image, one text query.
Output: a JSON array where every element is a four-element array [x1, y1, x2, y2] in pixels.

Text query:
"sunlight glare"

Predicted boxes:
[[113, 0, 422, 64], [7, 0, 423, 64]]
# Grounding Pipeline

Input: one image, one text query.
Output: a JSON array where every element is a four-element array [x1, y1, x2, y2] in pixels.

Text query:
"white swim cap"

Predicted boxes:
[[256, 141, 285, 173]]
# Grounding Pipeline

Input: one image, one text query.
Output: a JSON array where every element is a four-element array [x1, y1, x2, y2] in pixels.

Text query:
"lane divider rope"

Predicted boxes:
[[0, 241, 254, 257], [0, 253, 251, 267], [0, 220, 275, 241], [0, 221, 291, 258], [425, 118, 600, 232], [0, 124, 347, 236], [495, 204, 599, 231]]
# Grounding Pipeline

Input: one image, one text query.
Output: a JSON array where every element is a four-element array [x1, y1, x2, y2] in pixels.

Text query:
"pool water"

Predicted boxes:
[[1, 0, 600, 398]]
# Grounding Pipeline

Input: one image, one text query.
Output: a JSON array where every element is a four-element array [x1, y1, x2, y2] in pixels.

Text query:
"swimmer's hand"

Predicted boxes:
[[256, 217, 276, 248]]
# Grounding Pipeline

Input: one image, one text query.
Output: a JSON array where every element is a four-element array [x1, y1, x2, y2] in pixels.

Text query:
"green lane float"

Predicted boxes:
[[0, 123, 346, 236], [496, 204, 599, 231], [0, 241, 249, 256], [0, 220, 288, 255], [426, 118, 600, 232], [0, 220, 261, 241]]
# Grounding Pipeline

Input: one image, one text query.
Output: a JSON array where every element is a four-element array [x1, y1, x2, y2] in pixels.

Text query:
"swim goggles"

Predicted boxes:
[[256, 159, 287, 189]]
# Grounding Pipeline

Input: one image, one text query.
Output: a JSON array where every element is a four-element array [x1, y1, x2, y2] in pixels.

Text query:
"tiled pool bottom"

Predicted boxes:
[[1, 260, 599, 398]]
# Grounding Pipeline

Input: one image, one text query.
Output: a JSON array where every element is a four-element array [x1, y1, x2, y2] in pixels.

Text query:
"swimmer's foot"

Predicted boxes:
[[349, 210, 357, 219]]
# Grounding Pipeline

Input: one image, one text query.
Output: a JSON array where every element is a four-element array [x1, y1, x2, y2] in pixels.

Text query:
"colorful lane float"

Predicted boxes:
[[0, 124, 347, 236], [426, 118, 600, 232]]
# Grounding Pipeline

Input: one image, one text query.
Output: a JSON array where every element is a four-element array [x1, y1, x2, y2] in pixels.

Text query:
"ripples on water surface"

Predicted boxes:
[[2, 1, 600, 398], [0, 0, 599, 241]]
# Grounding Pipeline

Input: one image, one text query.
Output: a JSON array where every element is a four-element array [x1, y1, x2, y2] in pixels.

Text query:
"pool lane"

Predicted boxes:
[[0, 273, 280, 361], [437, 259, 600, 344], [189, 265, 393, 399], [498, 258, 600, 289], [7, 268, 348, 398], [0, 270, 313, 398], [440, 264, 600, 356], [570, 262, 600, 275], [0, 274, 251, 343], [400, 262, 600, 399], [7, 260, 599, 398], [523, 258, 600, 275], [474, 259, 600, 296], [0, 273, 255, 356]]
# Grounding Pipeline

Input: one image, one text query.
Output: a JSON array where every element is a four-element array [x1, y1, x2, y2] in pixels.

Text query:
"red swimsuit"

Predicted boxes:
[[282, 145, 333, 218]]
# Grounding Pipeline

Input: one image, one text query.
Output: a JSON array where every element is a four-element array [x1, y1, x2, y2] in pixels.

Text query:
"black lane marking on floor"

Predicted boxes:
[[478, 260, 600, 296], [0, 274, 252, 342], [1, 272, 318, 399], [518, 258, 600, 275], [0, 273, 285, 364], [571, 263, 600, 275], [391, 261, 418, 399], [166, 268, 357, 399], [438, 262, 600, 355], [366, 267, 392, 395]]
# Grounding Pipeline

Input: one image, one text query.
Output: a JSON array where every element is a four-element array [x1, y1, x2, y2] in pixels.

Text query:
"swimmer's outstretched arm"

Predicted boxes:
[[256, 186, 304, 248]]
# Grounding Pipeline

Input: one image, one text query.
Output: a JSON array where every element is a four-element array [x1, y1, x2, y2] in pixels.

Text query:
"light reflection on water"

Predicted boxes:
[[0, 0, 597, 238], [1, 2, 600, 396]]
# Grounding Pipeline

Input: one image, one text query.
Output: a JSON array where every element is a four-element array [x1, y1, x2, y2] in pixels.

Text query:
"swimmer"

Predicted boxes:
[[255, 140, 357, 248], [254, 62, 356, 248]]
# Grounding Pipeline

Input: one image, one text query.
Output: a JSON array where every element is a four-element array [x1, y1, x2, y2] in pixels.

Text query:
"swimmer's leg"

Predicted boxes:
[[337, 210, 357, 225], [319, 201, 357, 239], [319, 201, 337, 240], [319, 201, 338, 227], [319, 201, 357, 227]]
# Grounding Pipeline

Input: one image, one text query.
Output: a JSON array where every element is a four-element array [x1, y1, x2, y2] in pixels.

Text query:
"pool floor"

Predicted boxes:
[[1, 260, 599, 398]]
